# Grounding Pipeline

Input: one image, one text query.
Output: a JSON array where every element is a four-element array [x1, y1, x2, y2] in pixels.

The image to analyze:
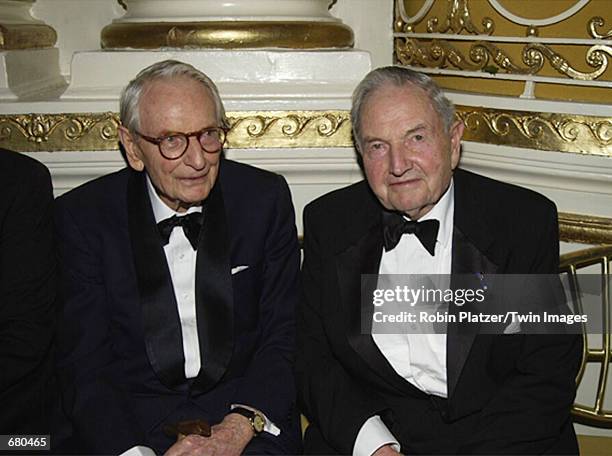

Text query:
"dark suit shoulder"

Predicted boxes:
[[306, 180, 371, 214], [455, 168, 556, 222], [303, 180, 379, 249], [0, 149, 51, 188], [56, 168, 129, 211], [219, 158, 290, 202], [454, 168, 558, 272], [220, 158, 281, 185], [0, 150, 53, 229]]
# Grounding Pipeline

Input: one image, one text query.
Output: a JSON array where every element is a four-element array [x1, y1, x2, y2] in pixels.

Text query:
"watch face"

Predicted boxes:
[[253, 414, 265, 433]]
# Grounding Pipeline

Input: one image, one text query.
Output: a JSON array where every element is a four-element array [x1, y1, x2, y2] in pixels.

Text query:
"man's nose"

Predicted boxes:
[[182, 136, 206, 169], [388, 144, 413, 176]]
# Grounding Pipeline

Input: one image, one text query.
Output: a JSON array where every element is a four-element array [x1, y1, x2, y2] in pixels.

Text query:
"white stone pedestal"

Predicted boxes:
[[0, 0, 63, 100], [61, 49, 371, 110], [0, 49, 65, 100]]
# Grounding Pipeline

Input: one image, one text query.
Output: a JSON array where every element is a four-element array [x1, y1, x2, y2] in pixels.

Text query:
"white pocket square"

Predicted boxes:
[[503, 319, 522, 334], [231, 265, 249, 275]]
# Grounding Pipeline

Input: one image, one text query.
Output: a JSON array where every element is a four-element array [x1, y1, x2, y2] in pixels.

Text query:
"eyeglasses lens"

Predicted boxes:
[[199, 129, 223, 152], [160, 135, 187, 158]]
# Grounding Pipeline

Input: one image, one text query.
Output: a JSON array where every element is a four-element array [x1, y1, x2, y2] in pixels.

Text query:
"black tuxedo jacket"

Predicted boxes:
[[297, 168, 581, 454], [0, 149, 56, 434], [54, 159, 301, 454]]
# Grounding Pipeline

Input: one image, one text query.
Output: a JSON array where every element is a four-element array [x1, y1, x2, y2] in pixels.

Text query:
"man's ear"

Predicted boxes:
[[118, 126, 145, 171], [449, 120, 464, 170]]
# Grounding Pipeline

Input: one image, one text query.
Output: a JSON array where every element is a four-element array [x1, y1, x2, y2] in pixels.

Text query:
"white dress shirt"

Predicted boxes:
[[353, 180, 455, 456]]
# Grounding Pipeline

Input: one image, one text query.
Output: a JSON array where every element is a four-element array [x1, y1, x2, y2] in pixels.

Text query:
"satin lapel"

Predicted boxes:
[[447, 170, 499, 398], [191, 181, 234, 393], [341, 222, 412, 392], [341, 223, 382, 347], [127, 170, 185, 388]]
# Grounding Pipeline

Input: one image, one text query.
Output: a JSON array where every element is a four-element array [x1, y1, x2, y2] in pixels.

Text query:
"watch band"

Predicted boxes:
[[230, 407, 266, 435]]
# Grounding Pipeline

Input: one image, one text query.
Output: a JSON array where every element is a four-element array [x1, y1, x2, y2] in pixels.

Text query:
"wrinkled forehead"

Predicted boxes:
[[361, 83, 440, 132], [140, 76, 213, 106], [138, 77, 217, 127], [365, 82, 431, 112]]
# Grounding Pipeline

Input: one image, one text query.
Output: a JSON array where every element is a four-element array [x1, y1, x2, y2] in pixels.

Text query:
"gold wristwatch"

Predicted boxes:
[[231, 407, 265, 435]]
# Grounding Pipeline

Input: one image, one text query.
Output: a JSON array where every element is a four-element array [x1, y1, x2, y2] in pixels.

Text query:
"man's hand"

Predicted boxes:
[[373, 444, 402, 456], [164, 414, 253, 456]]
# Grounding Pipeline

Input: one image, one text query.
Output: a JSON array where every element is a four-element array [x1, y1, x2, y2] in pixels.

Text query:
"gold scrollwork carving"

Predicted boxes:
[[395, 38, 535, 73], [1, 110, 609, 156], [589, 16, 612, 40], [226, 111, 352, 148], [472, 41, 539, 74], [456, 106, 612, 157], [395, 38, 478, 69], [0, 113, 120, 151], [426, 0, 494, 35], [10, 114, 65, 143], [396, 37, 612, 81], [0, 111, 353, 152], [523, 43, 611, 81]]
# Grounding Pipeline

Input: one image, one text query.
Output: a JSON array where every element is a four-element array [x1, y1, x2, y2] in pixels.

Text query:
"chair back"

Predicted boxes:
[[560, 246, 612, 428]]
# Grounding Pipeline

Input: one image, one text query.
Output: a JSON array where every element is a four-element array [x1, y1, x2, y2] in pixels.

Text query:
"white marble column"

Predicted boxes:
[[0, 0, 56, 48], [0, 0, 63, 99], [118, 0, 340, 21], [101, 0, 354, 49], [64, 0, 366, 104]]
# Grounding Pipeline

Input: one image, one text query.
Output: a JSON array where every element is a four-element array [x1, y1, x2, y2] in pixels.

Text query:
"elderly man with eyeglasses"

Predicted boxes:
[[53, 60, 301, 456]]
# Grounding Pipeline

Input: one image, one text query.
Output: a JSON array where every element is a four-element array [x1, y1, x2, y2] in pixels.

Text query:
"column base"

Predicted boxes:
[[101, 21, 354, 49], [0, 49, 65, 100], [0, 23, 56, 50]]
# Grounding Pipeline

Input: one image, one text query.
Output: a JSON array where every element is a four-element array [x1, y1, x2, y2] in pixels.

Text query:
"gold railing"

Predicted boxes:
[[560, 245, 612, 427], [393, 0, 612, 103]]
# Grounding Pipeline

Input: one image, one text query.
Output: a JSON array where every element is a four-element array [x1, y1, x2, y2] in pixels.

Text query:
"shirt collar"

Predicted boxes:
[[146, 173, 202, 224]]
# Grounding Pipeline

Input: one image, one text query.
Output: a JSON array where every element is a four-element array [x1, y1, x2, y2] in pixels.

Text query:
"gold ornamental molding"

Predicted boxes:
[[0, 109, 610, 155], [0, 23, 57, 50], [590, 16, 612, 40], [226, 111, 352, 149], [395, 38, 612, 81], [0, 111, 353, 152], [101, 21, 354, 49], [396, 38, 537, 74], [559, 212, 612, 245], [0, 113, 120, 152], [456, 106, 612, 157], [424, 0, 495, 35]]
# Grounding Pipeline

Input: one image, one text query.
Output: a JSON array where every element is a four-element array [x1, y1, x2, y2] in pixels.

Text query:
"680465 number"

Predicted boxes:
[[1, 435, 50, 451]]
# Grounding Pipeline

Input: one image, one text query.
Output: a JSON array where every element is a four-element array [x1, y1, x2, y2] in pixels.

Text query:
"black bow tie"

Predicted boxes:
[[382, 212, 440, 256], [157, 212, 204, 250]]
